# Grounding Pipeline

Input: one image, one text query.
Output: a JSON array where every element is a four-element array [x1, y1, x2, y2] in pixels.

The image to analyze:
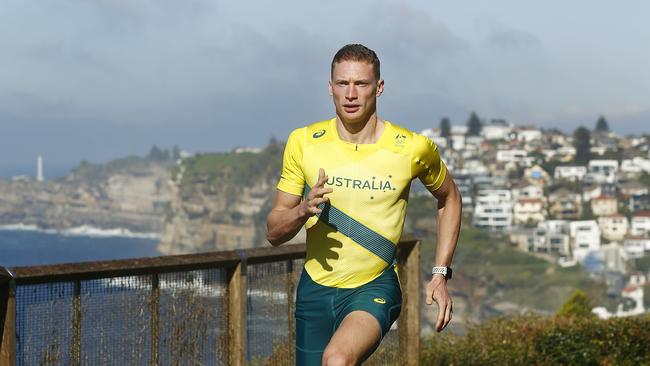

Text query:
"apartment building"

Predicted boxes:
[[549, 188, 582, 220], [496, 149, 533, 166], [588, 160, 619, 184], [597, 215, 629, 241], [554, 166, 587, 182], [623, 236, 650, 259], [473, 189, 513, 232], [569, 220, 601, 261], [630, 212, 650, 236], [482, 121, 512, 140], [513, 198, 547, 225]]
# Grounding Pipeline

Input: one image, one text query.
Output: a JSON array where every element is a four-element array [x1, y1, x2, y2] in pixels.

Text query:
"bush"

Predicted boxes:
[[420, 314, 650, 365]]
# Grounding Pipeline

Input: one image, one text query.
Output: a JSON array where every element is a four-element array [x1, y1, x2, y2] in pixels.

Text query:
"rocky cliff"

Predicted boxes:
[[157, 141, 306, 254], [0, 158, 172, 233]]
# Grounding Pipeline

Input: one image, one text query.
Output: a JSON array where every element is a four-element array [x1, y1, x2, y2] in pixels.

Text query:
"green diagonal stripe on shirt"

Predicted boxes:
[[304, 184, 396, 265]]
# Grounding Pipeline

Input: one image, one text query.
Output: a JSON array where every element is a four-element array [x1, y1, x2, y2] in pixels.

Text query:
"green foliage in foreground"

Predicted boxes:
[[557, 290, 595, 318], [421, 314, 650, 365]]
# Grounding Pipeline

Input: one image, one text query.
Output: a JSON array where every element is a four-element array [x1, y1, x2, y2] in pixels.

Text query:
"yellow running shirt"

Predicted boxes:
[[277, 118, 447, 288]]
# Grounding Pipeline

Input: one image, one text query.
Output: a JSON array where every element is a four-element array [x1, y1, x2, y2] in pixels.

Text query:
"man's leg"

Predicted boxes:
[[321, 310, 382, 366]]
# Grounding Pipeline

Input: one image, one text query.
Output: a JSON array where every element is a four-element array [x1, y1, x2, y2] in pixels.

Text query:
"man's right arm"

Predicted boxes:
[[266, 168, 332, 246]]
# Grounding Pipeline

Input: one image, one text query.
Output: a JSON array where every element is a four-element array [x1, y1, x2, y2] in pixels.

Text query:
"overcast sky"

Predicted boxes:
[[1, 0, 649, 176]]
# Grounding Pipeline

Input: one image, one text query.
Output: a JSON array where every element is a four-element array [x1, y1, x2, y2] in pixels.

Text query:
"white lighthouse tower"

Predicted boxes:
[[37, 154, 44, 182]]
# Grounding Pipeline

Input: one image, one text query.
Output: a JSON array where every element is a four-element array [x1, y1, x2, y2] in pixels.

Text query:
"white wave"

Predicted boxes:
[[0, 223, 40, 231], [0, 223, 160, 239]]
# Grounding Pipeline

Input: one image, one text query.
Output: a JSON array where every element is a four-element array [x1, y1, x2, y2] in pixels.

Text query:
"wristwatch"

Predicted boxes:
[[432, 266, 452, 280]]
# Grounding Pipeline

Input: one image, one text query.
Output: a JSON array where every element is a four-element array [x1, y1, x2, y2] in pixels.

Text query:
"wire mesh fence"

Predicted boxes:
[[2, 240, 419, 365], [16, 282, 75, 366], [247, 259, 303, 366]]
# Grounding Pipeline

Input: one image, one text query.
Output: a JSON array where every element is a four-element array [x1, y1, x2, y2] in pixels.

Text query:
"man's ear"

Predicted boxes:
[[376, 79, 384, 97], [328, 80, 333, 96]]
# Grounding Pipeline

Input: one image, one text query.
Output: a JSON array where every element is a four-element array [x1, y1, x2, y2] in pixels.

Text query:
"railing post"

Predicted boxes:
[[71, 280, 81, 366], [227, 254, 247, 366], [1, 267, 16, 366], [397, 240, 420, 366], [150, 273, 160, 366]]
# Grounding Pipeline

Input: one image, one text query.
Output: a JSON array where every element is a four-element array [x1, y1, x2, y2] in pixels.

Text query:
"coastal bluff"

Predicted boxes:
[[0, 158, 171, 234], [158, 140, 306, 254]]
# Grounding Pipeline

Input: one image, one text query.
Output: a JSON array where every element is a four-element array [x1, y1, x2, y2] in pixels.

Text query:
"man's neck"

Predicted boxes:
[[335, 114, 385, 144]]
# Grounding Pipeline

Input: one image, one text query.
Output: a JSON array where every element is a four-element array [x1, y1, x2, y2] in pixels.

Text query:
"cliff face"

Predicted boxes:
[[157, 142, 305, 254], [0, 162, 171, 233]]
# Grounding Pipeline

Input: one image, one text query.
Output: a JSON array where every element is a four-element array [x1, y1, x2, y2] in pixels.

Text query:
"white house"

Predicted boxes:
[[482, 121, 512, 140], [450, 135, 466, 150], [496, 149, 529, 165], [536, 221, 571, 256], [588, 160, 619, 184], [617, 286, 645, 317], [623, 236, 650, 259], [554, 166, 587, 182], [514, 198, 547, 225], [569, 220, 601, 262], [516, 128, 542, 142], [543, 146, 576, 162], [473, 189, 513, 232], [621, 157, 650, 174], [619, 182, 649, 198], [630, 212, 650, 236], [513, 184, 545, 201], [591, 196, 618, 217], [459, 159, 489, 176], [476, 189, 512, 205], [546, 220, 570, 234], [451, 125, 468, 135], [597, 215, 629, 242]]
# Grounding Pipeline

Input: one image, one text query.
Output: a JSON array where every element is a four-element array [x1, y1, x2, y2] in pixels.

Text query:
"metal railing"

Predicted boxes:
[[1, 238, 420, 365]]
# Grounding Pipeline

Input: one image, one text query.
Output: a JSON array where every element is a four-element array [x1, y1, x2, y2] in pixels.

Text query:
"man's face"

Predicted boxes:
[[329, 60, 384, 125]]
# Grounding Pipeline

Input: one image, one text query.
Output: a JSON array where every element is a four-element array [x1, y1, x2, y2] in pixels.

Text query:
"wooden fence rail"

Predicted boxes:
[[0, 238, 419, 365]]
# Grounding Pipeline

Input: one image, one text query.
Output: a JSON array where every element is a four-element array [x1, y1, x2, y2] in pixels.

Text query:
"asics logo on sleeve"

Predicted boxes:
[[313, 130, 326, 138]]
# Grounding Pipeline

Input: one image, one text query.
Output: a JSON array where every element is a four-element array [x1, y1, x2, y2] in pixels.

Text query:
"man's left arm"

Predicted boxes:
[[427, 173, 462, 332]]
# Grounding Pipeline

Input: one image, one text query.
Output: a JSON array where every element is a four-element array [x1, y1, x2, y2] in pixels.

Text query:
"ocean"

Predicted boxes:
[[0, 226, 160, 269]]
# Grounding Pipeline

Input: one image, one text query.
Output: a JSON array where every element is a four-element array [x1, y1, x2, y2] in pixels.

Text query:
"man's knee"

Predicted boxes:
[[323, 347, 356, 366]]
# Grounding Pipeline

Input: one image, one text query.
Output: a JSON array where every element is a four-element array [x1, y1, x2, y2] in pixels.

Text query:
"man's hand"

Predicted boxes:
[[299, 168, 333, 217], [425, 275, 453, 332]]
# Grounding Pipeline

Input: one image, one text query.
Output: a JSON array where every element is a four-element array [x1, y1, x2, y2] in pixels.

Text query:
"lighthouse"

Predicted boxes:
[[37, 154, 44, 182]]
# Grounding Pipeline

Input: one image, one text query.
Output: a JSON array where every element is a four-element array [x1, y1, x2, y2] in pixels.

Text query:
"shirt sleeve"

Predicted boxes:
[[412, 133, 447, 192], [277, 128, 305, 196]]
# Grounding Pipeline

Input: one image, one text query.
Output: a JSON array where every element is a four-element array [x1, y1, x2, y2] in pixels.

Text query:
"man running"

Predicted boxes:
[[266, 44, 462, 366]]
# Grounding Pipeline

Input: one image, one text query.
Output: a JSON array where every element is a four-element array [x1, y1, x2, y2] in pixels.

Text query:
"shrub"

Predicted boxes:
[[420, 314, 650, 365]]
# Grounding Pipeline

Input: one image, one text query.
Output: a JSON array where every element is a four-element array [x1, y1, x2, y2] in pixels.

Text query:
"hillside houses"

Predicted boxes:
[[423, 120, 650, 285]]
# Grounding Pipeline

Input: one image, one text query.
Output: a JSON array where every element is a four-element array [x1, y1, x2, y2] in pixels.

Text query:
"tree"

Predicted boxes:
[[595, 115, 610, 132], [557, 290, 594, 317], [148, 145, 165, 161], [172, 145, 181, 160], [466, 112, 482, 136], [573, 126, 591, 165], [440, 117, 451, 138]]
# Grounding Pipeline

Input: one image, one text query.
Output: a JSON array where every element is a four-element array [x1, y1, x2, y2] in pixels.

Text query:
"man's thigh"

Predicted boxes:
[[323, 310, 382, 364]]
